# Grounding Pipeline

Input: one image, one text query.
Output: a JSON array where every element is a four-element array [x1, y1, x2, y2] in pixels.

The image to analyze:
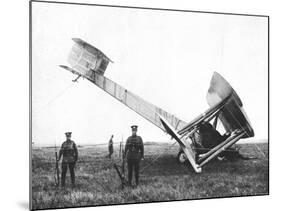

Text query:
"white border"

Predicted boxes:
[[1, 0, 277, 211]]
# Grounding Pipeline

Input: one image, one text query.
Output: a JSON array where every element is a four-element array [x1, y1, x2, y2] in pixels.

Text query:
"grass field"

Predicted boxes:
[[31, 142, 268, 210]]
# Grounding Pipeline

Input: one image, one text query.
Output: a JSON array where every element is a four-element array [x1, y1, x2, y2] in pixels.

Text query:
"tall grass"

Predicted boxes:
[[32, 143, 268, 210]]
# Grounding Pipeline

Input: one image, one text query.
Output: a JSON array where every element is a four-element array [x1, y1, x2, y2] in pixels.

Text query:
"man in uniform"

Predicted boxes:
[[125, 125, 144, 187], [57, 132, 78, 188], [108, 135, 114, 158]]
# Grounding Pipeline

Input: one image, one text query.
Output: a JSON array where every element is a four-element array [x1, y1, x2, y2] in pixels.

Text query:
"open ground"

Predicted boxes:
[[32, 142, 268, 210]]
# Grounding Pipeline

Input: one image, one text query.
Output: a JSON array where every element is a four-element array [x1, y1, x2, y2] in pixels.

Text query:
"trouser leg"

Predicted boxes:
[[109, 148, 113, 158], [134, 160, 140, 186], [61, 162, 68, 187], [69, 162, 75, 186], [127, 159, 133, 185]]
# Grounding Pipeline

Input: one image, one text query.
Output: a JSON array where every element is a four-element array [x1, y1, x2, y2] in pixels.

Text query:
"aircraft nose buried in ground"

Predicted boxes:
[[60, 38, 254, 173]]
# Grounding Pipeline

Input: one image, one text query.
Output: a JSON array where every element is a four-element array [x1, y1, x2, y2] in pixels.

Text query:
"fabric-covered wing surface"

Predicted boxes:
[[87, 71, 188, 132], [207, 72, 254, 138]]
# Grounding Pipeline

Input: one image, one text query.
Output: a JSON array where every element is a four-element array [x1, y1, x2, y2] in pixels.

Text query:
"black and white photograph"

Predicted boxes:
[[30, 1, 269, 210]]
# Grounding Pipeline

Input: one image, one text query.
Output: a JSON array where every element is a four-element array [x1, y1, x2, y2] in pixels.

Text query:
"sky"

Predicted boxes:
[[31, 2, 268, 146]]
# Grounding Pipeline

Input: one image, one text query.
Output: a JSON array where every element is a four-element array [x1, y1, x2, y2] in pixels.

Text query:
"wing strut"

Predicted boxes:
[[158, 114, 202, 173], [198, 130, 246, 167]]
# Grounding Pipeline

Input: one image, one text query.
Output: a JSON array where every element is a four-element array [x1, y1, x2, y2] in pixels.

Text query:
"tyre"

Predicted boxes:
[[177, 150, 187, 164]]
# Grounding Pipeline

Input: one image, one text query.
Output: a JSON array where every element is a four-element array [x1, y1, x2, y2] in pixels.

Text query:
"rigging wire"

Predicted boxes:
[[140, 141, 177, 173], [33, 74, 267, 184], [33, 82, 75, 115]]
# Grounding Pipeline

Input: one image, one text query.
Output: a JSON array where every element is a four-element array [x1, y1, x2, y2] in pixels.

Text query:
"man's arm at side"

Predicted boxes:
[[73, 142, 78, 162], [140, 137, 144, 159], [58, 144, 63, 161], [124, 138, 129, 156]]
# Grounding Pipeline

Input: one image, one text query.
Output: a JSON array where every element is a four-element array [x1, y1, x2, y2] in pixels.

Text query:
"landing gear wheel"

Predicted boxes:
[[177, 151, 187, 164]]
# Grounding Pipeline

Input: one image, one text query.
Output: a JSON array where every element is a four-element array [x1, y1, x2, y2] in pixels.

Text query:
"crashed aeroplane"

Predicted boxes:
[[60, 38, 254, 173]]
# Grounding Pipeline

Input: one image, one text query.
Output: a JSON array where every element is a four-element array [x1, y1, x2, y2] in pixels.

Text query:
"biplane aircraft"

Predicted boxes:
[[60, 38, 254, 173]]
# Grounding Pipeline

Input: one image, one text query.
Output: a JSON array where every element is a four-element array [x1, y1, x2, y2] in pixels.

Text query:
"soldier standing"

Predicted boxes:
[[108, 135, 114, 158], [125, 125, 144, 186], [57, 132, 78, 188]]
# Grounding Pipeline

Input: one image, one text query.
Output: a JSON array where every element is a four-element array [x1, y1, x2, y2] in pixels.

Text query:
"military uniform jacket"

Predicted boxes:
[[108, 139, 113, 152], [59, 140, 78, 163], [125, 135, 144, 160]]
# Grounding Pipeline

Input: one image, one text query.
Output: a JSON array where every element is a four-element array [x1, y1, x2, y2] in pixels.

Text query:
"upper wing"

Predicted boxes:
[[207, 72, 254, 138]]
